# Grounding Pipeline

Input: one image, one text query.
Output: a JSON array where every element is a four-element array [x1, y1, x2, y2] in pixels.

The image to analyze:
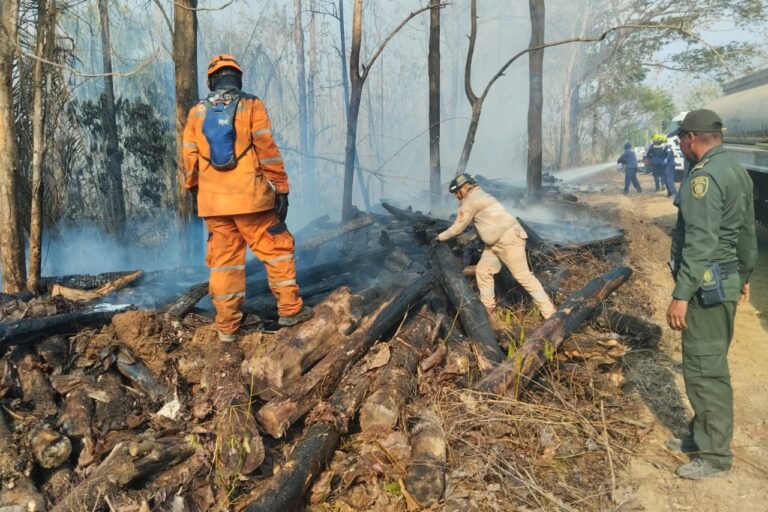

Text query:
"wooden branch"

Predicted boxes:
[[164, 282, 207, 318], [464, 0, 479, 104], [0, 306, 130, 350], [256, 272, 435, 438], [51, 270, 143, 302], [431, 243, 504, 366], [300, 214, 373, 250], [475, 266, 632, 395], [361, 3, 446, 82], [51, 437, 194, 512]]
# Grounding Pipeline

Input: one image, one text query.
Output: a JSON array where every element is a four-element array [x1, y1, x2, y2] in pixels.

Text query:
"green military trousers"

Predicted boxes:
[[682, 295, 736, 469]]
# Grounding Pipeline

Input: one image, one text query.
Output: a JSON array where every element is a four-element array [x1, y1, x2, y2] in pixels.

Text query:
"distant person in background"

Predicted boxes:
[[617, 142, 642, 194], [435, 173, 556, 320], [646, 133, 667, 192], [182, 54, 312, 341], [661, 135, 678, 197]]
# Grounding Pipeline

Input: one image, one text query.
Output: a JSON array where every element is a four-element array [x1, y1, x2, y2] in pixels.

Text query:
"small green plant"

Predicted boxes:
[[384, 481, 403, 496], [543, 340, 556, 361]]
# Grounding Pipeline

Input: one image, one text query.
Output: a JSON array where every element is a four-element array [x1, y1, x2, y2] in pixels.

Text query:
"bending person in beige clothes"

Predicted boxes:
[[436, 173, 556, 319]]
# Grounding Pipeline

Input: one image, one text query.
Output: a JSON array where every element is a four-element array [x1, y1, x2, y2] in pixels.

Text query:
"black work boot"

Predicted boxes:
[[278, 306, 313, 327]]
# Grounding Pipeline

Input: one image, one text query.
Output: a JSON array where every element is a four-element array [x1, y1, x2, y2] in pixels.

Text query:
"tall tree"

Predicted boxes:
[[526, 0, 545, 200], [97, 0, 126, 235], [307, 0, 318, 211], [428, 0, 441, 211], [28, 0, 54, 293], [0, 0, 26, 292], [171, 0, 200, 260], [341, 2, 437, 221], [294, 0, 309, 201]]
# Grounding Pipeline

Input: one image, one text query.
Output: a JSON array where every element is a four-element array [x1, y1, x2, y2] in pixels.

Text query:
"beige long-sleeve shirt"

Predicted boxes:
[[437, 186, 526, 245]]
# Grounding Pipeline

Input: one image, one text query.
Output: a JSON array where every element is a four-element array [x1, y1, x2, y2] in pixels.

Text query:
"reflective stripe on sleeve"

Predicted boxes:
[[183, 141, 198, 149], [270, 279, 296, 287], [260, 156, 283, 164], [265, 254, 293, 266], [210, 265, 246, 272], [251, 129, 272, 138], [211, 291, 246, 300]]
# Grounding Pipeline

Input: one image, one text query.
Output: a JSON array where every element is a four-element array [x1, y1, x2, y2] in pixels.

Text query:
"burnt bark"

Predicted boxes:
[[164, 282, 207, 318], [256, 272, 435, 438], [13, 346, 57, 417], [30, 427, 72, 469], [0, 307, 130, 350], [431, 243, 504, 366], [475, 266, 632, 395]]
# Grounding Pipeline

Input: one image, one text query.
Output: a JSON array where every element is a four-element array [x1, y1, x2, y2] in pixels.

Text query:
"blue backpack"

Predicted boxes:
[[201, 90, 254, 170]]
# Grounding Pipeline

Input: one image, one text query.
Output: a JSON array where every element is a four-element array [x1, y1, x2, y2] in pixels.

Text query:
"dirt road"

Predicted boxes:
[[576, 169, 768, 511]]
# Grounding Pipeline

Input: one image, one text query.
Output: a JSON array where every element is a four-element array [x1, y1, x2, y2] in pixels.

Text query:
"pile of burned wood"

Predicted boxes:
[[0, 201, 660, 511]]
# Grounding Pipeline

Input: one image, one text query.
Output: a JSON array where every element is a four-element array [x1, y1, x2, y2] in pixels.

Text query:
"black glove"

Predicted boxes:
[[274, 193, 289, 223]]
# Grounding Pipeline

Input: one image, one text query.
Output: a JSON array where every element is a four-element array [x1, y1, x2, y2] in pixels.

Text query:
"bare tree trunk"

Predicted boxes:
[[428, 1, 441, 211], [338, 0, 349, 117], [558, 50, 577, 170], [526, 0, 545, 201], [294, 0, 309, 203], [28, 0, 52, 293], [307, 0, 318, 211], [0, 0, 27, 293], [173, 0, 200, 261], [98, 0, 126, 236], [342, 0, 363, 222], [455, 0, 480, 176]]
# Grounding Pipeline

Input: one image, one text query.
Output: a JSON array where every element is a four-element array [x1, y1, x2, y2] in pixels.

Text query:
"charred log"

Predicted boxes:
[[0, 411, 46, 511], [475, 266, 632, 395], [30, 427, 72, 469], [256, 272, 435, 439], [12, 346, 57, 417], [115, 347, 170, 401], [164, 282, 208, 319], [597, 308, 662, 347], [431, 243, 504, 366], [404, 409, 446, 506], [0, 306, 130, 349], [243, 336, 378, 512]]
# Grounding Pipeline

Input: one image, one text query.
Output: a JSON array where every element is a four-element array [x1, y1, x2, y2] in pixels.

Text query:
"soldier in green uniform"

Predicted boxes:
[[666, 109, 757, 479]]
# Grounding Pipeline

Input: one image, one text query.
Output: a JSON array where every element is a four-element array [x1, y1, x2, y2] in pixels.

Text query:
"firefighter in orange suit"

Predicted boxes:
[[183, 54, 312, 341]]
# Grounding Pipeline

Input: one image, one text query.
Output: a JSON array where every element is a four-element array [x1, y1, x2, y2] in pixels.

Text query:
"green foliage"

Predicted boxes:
[[383, 481, 402, 496]]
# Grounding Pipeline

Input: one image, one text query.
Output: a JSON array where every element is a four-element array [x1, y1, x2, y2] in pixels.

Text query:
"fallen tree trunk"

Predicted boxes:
[[51, 437, 193, 512], [432, 243, 504, 366], [12, 346, 58, 417], [0, 306, 131, 350], [51, 270, 143, 302], [475, 266, 632, 395], [300, 213, 374, 250], [256, 272, 435, 439], [381, 202, 449, 229], [243, 273, 353, 320], [244, 288, 366, 400], [0, 412, 46, 511], [243, 333, 383, 512], [359, 308, 436, 433]]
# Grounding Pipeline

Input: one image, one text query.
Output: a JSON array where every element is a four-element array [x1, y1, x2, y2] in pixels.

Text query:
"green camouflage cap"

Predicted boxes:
[[668, 109, 723, 137]]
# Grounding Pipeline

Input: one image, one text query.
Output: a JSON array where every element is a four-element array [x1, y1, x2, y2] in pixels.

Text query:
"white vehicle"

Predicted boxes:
[[664, 111, 688, 176]]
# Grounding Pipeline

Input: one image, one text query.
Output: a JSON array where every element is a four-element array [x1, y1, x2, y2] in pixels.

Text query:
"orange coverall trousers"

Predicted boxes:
[[205, 211, 303, 333]]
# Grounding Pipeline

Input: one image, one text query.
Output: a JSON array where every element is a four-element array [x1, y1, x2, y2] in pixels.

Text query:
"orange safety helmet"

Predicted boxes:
[[207, 54, 242, 77]]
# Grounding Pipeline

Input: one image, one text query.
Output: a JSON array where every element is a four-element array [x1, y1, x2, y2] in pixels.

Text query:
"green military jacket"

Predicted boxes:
[[671, 144, 757, 301]]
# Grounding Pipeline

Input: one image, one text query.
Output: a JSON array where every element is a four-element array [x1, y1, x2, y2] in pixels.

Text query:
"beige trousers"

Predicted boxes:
[[476, 229, 556, 318]]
